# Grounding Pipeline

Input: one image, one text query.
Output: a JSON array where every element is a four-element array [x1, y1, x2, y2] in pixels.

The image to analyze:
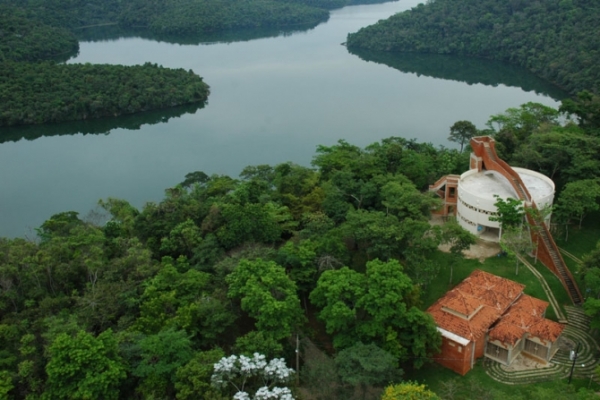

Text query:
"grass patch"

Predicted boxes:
[[405, 360, 600, 399], [555, 210, 600, 258]]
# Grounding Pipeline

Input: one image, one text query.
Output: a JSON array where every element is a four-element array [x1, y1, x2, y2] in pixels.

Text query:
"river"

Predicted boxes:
[[0, 0, 566, 237]]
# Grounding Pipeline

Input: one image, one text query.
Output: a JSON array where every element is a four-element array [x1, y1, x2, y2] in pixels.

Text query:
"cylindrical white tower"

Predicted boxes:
[[456, 167, 555, 241]]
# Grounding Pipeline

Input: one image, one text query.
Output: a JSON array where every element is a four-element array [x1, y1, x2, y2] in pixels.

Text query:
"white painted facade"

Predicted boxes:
[[456, 167, 555, 241]]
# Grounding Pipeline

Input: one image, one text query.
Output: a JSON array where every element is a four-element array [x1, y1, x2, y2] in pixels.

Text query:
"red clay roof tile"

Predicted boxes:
[[427, 270, 563, 345]]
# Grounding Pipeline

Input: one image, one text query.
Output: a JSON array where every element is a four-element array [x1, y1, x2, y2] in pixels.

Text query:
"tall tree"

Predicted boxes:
[[335, 342, 401, 399], [227, 259, 304, 341], [448, 120, 478, 152], [133, 328, 194, 399], [310, 259, 440, 366], [44, 329, 126, 400], [489, 195, 524, 229], [440, 219, 477, 284], [556, 179, 600, 229], [175, 348, 227, 400], [499, 226, 534, 276]]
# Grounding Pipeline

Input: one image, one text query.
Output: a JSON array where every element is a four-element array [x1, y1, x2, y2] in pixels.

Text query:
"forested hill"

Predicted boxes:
[[0, 7, 78, 62], [0, 0, 382, 37], [0, 62, 210, 126], [346, 0, 600, 95]]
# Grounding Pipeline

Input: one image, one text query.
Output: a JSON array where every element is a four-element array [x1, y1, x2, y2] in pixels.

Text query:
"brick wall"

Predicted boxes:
[[434, 336, 473, 375]]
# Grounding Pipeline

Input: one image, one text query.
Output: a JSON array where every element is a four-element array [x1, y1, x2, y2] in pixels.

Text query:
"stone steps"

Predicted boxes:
[[565, 306, 592, 332]]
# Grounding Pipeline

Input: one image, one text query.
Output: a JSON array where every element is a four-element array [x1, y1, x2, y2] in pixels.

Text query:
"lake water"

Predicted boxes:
[[0, 0, 566, 238]]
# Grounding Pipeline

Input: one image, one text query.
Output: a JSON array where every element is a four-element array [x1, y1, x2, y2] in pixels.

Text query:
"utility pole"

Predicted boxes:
[[568, 342, 580, 384], [295, 334, 300, 387]]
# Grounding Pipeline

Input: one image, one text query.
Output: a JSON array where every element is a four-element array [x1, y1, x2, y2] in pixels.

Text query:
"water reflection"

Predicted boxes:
[[74, 22, 324, 46], [348, 48, 568, 101], [0, 103, 204, 144]]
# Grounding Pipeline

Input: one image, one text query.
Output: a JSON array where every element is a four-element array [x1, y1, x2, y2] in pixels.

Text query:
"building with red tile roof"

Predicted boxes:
[[427, 270, 565, 375]]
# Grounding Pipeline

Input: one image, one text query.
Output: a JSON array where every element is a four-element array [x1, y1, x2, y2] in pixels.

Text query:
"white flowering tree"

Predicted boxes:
[[211, 353, 295, 400]]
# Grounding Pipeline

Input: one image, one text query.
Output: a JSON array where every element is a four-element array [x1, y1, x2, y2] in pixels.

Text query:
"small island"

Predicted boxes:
[[0, 4, 211, 127], [0, 62, 210, 126]]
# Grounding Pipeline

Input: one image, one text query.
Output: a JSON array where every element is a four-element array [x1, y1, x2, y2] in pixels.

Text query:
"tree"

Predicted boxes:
[[380, 175, 441, 220], [335, 342, 401, 399], [499, 226, 534, 275], [486, 103, 559, 141], [134, 256, 215, 335], [0, 370, 13, 399], [300, 340, 339, 400], [276, 240, 317, 297], [227, 259, 304, 341], [559, 90, 600, 134], [556, 179, 600, 229], [448, 120, 478, 152], [133, 327, 194, 398], [310, 259, 440, 365], [341, 210, 403, 262], [440, 219, 477, 284], [233, 331, 284, 360], [309, 266, 365, 349], [98, 197, 139, 238], [216, 202, 282, 249], [175, 348, 227, 400], [43, 329, 126, 400], [159, 219, 203, 259], [179, 170, 210, 188], [584, 297, 600, 331], [489, 195, 524, 229], [211, 353, 295, 400], [581, 241, 600, 327], [381, 381, 440, 400]]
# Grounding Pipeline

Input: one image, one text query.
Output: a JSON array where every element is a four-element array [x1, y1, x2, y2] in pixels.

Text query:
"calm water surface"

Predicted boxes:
[[0, 1, 565, 237]]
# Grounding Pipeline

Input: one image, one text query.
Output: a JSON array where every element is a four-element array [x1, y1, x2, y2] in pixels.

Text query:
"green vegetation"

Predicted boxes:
[[117, 0, 329, 35], [346, 0, 600, 95], [407, 361, 600, 400], [0, 6, 78, 62], [0, 0, 380, 39], [0, 2, 211, 128], [0, 0, 395, 128], [477, 97, 600, 193], [0, 134, 471, 398], [0, 95, 600, 397], [0, 62, 209, 126]]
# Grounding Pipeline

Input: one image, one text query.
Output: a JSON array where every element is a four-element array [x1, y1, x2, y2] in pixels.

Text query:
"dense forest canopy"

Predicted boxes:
[[0, 0, 381, 37], [0, 0, 391, 128], [0, 3, 211, 128], [1, 93, 600, 398], [2, 0, 600, 397], [0, 62, 210, 126], [0, 7, 78, 62], [346, 0, 600, 95]]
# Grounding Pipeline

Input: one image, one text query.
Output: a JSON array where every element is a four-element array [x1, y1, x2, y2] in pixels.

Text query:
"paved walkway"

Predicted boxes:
[[486, 307, 599, 384], [484, 257, 598, 384]]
